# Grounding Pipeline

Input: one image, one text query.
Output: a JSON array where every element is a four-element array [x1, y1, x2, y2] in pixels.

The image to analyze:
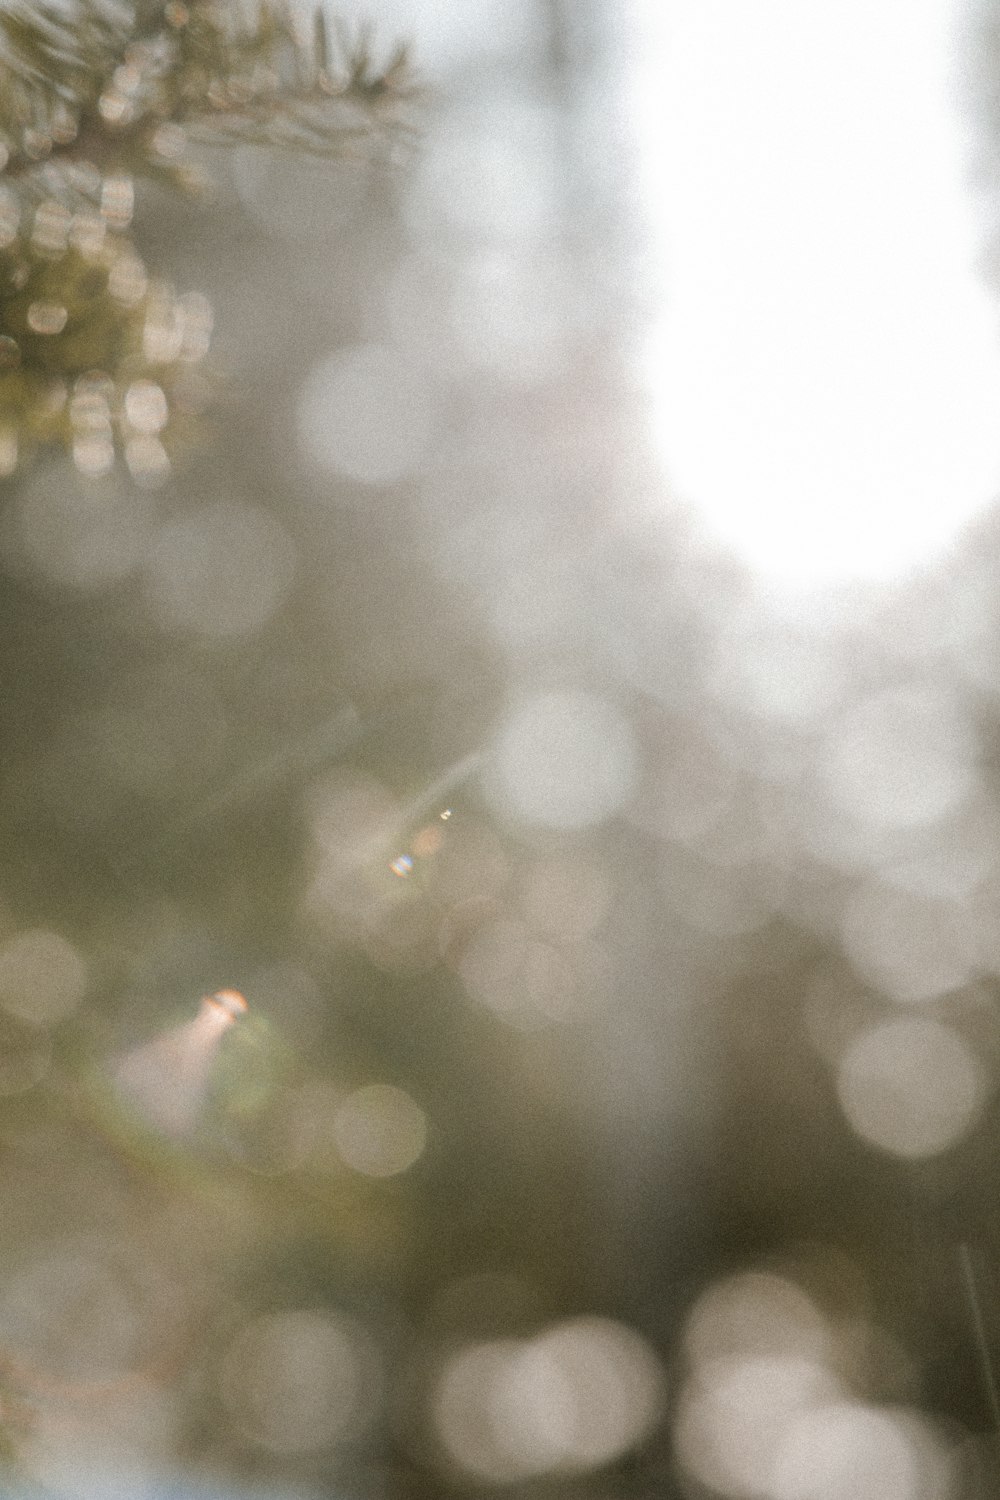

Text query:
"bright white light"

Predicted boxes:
[[632, 0, 1000, 583]]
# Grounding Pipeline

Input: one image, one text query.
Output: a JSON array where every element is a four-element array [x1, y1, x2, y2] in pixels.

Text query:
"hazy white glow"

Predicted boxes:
[[297, 344, 437, 488], [633, 0, 1000, 582], [819, 686, 976, 832]]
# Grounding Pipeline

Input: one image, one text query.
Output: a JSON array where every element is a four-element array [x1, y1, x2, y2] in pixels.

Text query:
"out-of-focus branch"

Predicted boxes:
[[0, 1, 418, 479]]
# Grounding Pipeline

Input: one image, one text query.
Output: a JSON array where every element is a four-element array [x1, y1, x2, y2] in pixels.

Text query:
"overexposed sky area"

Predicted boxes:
[[631, 0, 1000, 584]]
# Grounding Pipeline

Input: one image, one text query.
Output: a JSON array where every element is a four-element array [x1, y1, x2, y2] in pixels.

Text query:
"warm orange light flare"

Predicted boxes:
[[201, 988, 249, 1025]]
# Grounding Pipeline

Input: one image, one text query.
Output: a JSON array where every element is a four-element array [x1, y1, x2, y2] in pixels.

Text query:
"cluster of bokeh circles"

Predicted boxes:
[[673, 1258, 972, 1499], [5, 1, 1000, 1497]]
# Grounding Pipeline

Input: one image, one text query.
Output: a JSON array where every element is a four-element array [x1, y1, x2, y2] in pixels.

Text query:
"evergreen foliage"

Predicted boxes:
[[0, 0, 414, 477]]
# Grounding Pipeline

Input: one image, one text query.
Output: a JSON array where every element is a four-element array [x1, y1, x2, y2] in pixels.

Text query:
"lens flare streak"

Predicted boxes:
[[112, 989, 248, 1137]]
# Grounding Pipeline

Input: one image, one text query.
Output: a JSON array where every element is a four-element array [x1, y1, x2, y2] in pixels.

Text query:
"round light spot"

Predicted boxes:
[[220, 1308, 378, 1453], [0, 1245, 152, 1385], [297, 344, 436, 487], [72, 433, 114, 477], [333, 1083, 427, 1177], [819, 688, 975, 833], [123, 380, 168, 434], [772, 1401, 920, 1500], [145, 500, 295, 637], [2, 465, 151, 590], [841, 882, 978, 1003], [434, 1339, 532, 1483], [837, 1017, 986, 1159], [456, 915, 529, 1017], [684, 1273, 830, 1369], [0, 929, 87, 1026], [26, 301, 68, 335], [433, 1321, 663, 1483], [124, 436, 170, 488], [484, 690, 638, 830], [674, 1356, 843, 1498], [494, 1317, 665, 1474]]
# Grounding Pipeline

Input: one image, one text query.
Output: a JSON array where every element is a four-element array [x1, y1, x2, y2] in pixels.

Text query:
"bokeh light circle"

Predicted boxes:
[[674, 1354, 844, 1498], [484, 689, 638, 830], [433, 1318, 663, 1482], [220, 1308, 379, 1453], [0, 929, 88, 1026], [333, 1083, 427, 1177], [145, 499, 295, 637], [836, 1016, 986, 1159], [771, 1401, 921, 1500], [297, 343, 437, 487], [684, 1272, 830, 1368]]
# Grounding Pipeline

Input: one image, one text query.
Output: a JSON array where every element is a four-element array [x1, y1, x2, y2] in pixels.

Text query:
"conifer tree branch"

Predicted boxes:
[[1, 0, 417, 189], [0, 0, 417, 482]]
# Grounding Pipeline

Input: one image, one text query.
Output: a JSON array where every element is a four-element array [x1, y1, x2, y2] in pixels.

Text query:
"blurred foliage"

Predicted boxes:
[[0, 0, 416, 476]]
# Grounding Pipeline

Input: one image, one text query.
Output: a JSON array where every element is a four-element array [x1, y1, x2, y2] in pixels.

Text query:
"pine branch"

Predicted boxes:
[[0, 1, 417, 480], [0, 1, 417, 186]]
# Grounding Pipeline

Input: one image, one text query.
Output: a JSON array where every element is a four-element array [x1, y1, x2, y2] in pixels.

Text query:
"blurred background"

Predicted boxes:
[[5, 0, 1000, 1496]]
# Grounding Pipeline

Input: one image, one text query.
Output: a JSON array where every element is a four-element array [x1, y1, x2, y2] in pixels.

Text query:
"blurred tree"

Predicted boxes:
[[0, 0, 415, 480]]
